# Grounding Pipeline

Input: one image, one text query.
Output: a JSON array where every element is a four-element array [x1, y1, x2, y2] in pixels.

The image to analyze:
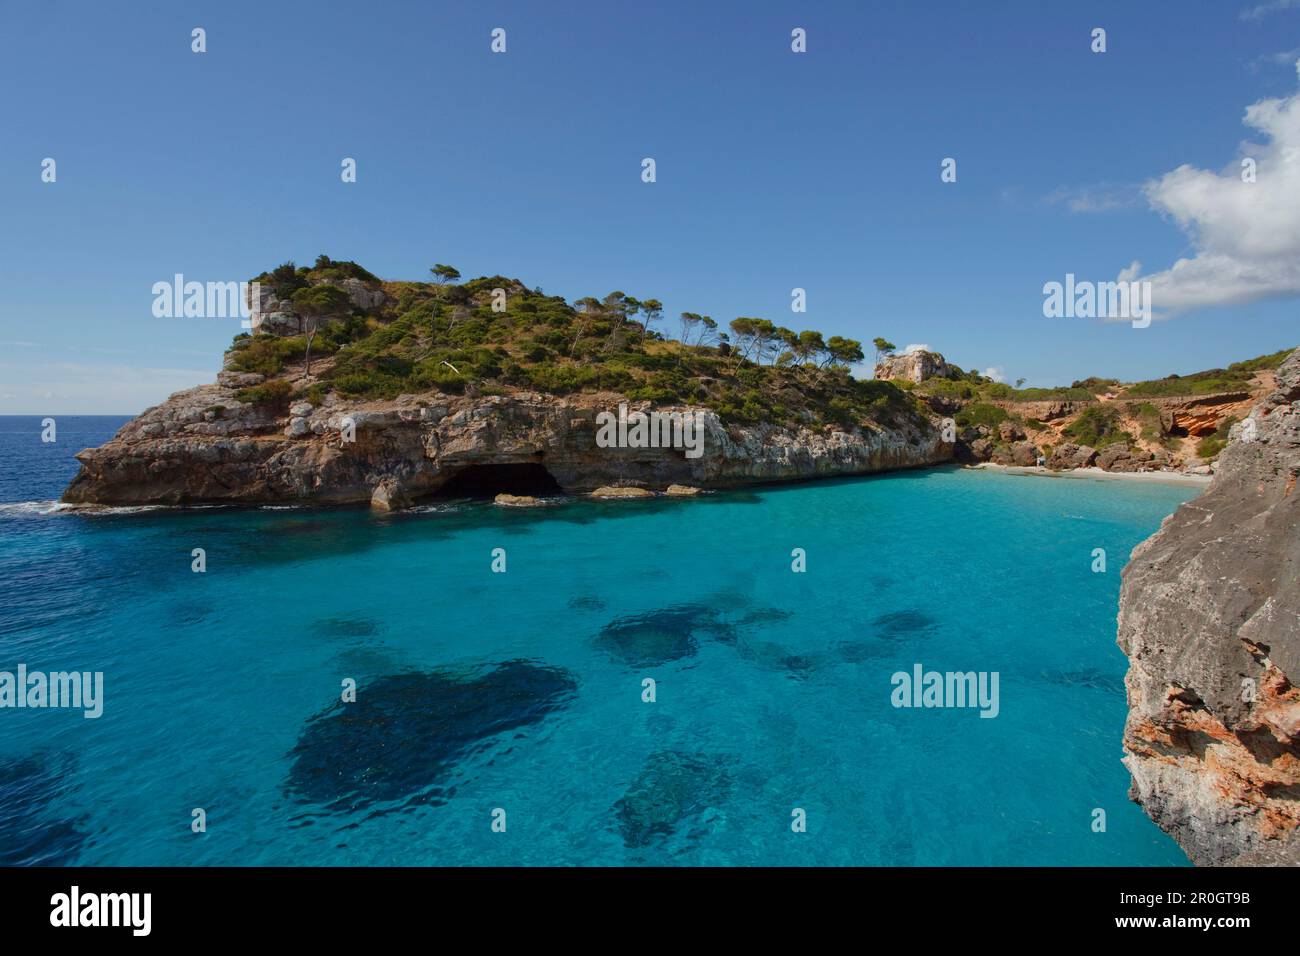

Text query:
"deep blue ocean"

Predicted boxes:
[[0, 415, 1197, 865]]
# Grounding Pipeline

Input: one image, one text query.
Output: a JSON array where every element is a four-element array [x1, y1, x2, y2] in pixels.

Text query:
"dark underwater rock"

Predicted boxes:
[[871, 609, 939, 640], [613, 751, 733, 849], [315, 616, 383, 639], [595, 605, 714, 666], [0, 752, 87, 866], [286, 660, 577, 811]]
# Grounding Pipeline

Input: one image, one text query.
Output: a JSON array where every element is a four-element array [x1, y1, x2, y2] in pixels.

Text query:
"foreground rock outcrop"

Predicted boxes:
[[1118, 348, 1300, 865], [62, 385, 952, 506]]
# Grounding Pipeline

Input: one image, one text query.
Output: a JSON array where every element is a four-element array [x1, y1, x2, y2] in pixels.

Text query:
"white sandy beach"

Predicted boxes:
[[966, 462, 1213, 487]]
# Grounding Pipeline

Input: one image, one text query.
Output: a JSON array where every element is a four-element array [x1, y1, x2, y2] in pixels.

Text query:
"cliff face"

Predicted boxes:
[[1118, 348, 1300, 865], [62, 378, 952, 507]]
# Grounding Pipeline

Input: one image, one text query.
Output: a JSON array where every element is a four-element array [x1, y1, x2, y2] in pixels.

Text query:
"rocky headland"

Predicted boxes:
[[63, 259, 950, 508], [63, 260, 1290, 508], [1117, 347, 1300, 865], [61, 384, 948, 508]]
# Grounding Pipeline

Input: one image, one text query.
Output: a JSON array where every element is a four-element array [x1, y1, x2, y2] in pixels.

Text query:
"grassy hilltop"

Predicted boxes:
[[225, 256, 927, 432]]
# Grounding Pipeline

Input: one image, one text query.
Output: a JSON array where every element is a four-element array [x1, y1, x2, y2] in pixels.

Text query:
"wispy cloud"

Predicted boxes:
[[1249, 45, 1300, 71], [1241, 0, 1300, 21], [1042, 183, 1140, 214], [0, 361, 213, 415]]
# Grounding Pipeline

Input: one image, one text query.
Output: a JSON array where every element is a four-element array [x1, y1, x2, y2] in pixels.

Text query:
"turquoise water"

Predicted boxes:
[[0, 417, 1197, 865]]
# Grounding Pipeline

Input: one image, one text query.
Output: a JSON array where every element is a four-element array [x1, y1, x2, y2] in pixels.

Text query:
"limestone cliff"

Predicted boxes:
[[1117, 347, 1300, 865], [874, 349, 958, 384], [62, 383, 952, 507]]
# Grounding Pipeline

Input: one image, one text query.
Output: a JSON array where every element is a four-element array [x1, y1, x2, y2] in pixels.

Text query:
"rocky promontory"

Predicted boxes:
[[1117, 347, 1300, 865], [62, 258, 952, 507], [62, 384, 949, 506]]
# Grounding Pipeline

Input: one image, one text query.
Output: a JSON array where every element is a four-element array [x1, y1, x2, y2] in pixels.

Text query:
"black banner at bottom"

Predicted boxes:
[[0, 865, 1290, 941]]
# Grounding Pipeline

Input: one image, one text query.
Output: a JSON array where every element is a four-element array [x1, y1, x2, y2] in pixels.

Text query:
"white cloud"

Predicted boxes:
[[901, 343, 931, 354], [1122, 69, 1300, 315], [983, 367, 1007, 383]]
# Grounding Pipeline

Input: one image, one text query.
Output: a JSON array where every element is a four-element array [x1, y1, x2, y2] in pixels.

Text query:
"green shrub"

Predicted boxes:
[[955, 403, 1008, 429], [1124, 376, 1251, 398], [234, 379, 293, 411], [1006, 386, 1095, 401], [227, 335, 306, 376], [916, 378, 974, 400], [410, 361, 467, 394], [1195, 417, 1237, 460], [1071, 377, 1121, 393], [297, 384, 327, 405], [333, 372, 406, 399], [1063, 405, 1131, 448], [1227, 348, 1294, 375]]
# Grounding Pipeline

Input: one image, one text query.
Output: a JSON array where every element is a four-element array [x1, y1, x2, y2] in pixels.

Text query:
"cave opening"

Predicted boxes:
[[433, 462, 564, 499]]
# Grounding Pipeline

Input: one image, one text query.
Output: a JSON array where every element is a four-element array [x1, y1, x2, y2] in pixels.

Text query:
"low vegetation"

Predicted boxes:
[[1123, 349, 1291, 398], [1062, 405, 1132, 448], [1196, 417, 1238, 460], [230, 257, 928, 431], [233, 379, 293, 412], [954, 403, 1008, 429], [912, 370, 1094, 405], [230, 258, 1291, 442]]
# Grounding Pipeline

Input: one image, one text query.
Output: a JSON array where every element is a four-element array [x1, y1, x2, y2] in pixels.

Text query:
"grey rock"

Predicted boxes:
[[216, 371, 264, 388], [1118, 347, 1300, 866], [966, 437, 994, 462], [334, 277, 385, 310], [370, 479, 412, 512], [1047, 442, 1097, 470], [63, 390, 953, 506], [1009, 440, 1039, 466], [874, 349, 959, 384]]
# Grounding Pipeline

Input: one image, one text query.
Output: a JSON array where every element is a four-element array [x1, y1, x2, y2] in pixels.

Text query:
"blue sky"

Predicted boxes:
[[2, 0, 1298, 413]]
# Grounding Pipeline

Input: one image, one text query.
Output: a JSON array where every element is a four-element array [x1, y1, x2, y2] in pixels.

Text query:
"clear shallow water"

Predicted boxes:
[[0, 415, 1196, 865]]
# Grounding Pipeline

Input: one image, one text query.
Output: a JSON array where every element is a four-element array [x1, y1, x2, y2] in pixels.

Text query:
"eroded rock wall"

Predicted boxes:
[[62, 385, 952, 506], [1117, 348, 1300, 865]]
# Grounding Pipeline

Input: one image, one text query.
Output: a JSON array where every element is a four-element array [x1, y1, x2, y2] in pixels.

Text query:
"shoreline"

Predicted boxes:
[[6, 462, 1214, 518], [965, 462, 1213, 487]]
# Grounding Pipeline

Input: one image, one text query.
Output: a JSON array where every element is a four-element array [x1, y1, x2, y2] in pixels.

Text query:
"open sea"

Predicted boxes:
[[0, 415, 1196, 865]]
